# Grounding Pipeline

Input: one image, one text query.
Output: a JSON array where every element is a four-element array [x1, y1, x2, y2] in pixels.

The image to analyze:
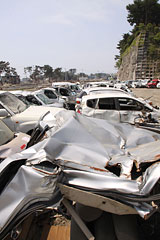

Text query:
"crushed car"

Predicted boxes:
[[52, 82, 81, 93], [37, 87, 69, 108], [52, 86, 77, 110], [16, 89, 65, 108], [1, 111, 160, 239]]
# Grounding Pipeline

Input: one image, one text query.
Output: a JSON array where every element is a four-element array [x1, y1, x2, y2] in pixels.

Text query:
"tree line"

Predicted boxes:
[[24, 65, 78, 82], [0, 61, 113, 84], [24, 66, 112, 82]]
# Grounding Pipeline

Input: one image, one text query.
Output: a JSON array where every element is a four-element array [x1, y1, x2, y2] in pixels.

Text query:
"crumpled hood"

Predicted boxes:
[[1, 111, 160, 236]]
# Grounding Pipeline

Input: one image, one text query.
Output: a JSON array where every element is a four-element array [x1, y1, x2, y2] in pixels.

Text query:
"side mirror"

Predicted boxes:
[[0, 109, 9, 117]]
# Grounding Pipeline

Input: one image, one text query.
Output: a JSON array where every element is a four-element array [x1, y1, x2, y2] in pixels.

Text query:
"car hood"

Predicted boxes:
[[15, 106, 65, 121]]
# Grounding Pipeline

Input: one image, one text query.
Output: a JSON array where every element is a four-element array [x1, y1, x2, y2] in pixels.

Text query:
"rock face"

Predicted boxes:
[[117, 44, 138, 81], [117, 31, 160, 81]]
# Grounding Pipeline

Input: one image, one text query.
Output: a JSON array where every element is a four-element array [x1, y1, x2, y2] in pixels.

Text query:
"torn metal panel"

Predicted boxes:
[[0, 164, 61, 234], [1, 109, 160, 233], [61, 169, 140, 194]]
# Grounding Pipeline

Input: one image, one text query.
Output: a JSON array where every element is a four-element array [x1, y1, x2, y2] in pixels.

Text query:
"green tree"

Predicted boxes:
[[0, 61, 10, 83], [53, 68, 64, 81], [67, 68, 77, 80], [126, 0, 160, 26], [0, 61, 19, 84], [24, 66, 33, 79], [30, 65, 43, 83], [24, 65, 44, 83], [43, 65, 53, 82]]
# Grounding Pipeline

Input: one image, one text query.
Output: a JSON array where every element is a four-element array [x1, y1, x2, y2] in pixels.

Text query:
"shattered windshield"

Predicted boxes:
[[0, 92, 28, 114], [0, 120, 14, 146], [36, 93, 54, 104]]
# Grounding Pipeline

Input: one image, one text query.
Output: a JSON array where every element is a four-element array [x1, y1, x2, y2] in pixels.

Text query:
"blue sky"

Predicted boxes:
[[0, 0, 133, 77]]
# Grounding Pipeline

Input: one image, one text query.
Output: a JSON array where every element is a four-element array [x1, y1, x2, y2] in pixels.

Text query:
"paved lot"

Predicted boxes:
[[132, 88, 160, 107]]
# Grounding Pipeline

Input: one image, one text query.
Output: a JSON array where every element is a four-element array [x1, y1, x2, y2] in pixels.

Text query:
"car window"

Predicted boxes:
[[98, 98, 116, 110], [86, 99, 98, 108], [118, 98, 143, 111], [0, 92, 27, 114], [36, 93, 53, 104], [16, 95, 31, 105], [44, 90, 57, 99], [0, 120, 14, 146], [26, 95, 42, 105], [0, 104, 4, 109], [59, 88, 70, 96], [70, 85, 80, 91]]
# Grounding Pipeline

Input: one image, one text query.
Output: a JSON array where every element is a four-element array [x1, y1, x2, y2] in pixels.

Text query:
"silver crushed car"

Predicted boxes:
[[1, 111, 160, 239]]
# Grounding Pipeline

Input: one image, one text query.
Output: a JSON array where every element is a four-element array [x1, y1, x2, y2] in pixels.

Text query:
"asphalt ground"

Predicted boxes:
[[132, 88, 160, 107]]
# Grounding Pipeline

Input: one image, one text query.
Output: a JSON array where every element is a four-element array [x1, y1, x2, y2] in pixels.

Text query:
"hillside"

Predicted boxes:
[[117, 25, 160, 81]]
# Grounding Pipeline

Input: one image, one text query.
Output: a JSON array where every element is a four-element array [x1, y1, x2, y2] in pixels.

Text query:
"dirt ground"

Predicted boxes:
[[132, 88, 160, 107]]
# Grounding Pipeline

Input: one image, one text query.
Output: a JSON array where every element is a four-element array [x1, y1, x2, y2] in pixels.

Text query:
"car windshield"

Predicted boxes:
[[59, 88, 71, 96], [17, 95, 32, 105], [36, 93, 54, 104], [70, 85, 80, 91], [44, 90, 57, 99], [0, 120, 14, 146], [0, 92, 28, 114]]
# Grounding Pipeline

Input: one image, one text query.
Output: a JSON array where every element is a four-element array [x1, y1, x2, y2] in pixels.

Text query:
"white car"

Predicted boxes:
[[75, 87, 133, 112], [0, 120, 30, 159], [76, 92, 160, 124], [114, 82, 132, 92], [40, 87, 65, 100], [141, 79, 149, 88], [156, 82, 160, 88], [82, 81, 110, 89], [20, 89, 65, 108], [53, 86, 77, 110], [0, 92, 64, 134], [52, 82, 81, 93], [11, 89, 66, 108]]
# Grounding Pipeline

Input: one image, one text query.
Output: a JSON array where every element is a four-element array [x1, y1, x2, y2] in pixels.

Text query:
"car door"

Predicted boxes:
[[93, 97, 120, 122], [117, 97, 144, 123]]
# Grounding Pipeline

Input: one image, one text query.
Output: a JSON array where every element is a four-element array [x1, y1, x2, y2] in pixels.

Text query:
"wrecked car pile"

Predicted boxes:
[[1, 110, 160, 239]]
